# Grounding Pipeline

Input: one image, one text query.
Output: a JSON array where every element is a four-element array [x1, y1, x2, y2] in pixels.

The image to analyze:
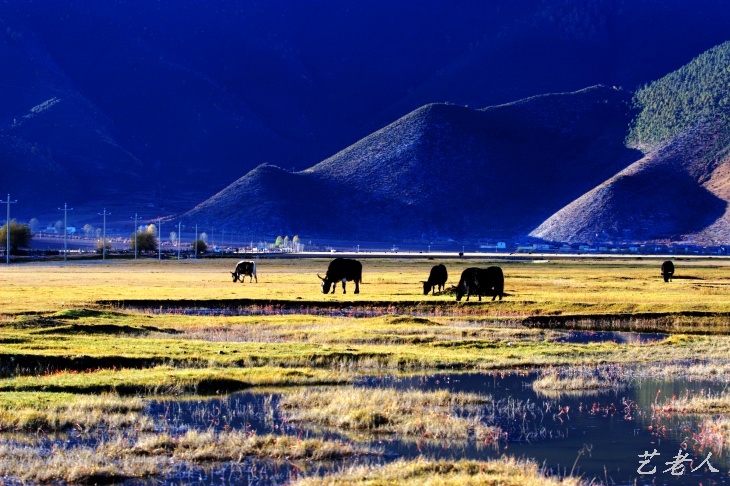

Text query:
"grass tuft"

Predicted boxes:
[[280, 387, 500, 442], [291, 456, 584, 486]]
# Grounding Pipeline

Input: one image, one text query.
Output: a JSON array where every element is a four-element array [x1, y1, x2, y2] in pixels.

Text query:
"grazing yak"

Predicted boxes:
[[455, 266, 503, 302], [422, 264, 448, 295], [231, 260, 257, 283], [318, 258, 362, 294], [661, 260, 674, 282]]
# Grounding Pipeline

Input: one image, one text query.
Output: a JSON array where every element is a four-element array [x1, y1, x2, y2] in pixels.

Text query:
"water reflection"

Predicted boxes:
[[139, 371, 730, 485], [362, 372, 730, 485], [550, 330, 668, 344]]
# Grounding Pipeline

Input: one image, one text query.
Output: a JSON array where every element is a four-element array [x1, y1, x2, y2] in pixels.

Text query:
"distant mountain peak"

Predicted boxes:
[[183, 86, 639, 242]]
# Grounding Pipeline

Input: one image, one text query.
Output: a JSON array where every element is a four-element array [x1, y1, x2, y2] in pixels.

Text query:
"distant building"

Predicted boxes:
[[479, 241, 507, 251]]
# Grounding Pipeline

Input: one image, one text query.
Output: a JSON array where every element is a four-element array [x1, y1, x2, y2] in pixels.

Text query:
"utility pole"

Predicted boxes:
[[157, 217, 163, 261], [1, 194, 17, 265], [194, 224, 198, 258], [57, 203, 74, 261], [177, 221, 182, 260], [131, 213, 139, 260], [98, 209, 110, 261]]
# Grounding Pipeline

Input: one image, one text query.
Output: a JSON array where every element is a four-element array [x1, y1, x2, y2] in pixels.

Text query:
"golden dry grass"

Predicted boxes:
[[2, 257, 729, 316], [654, 390, 730, 414], [280, 387, 499, 442], [292, 456, 584, 486], [0, 430, 375, 483]]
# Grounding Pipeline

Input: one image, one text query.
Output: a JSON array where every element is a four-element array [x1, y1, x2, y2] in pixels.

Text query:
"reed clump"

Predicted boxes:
[[653, 390, 730, 414], [696, 416, 730, 452], [280, 387, 500, 442], [532, 369, 626, 397]]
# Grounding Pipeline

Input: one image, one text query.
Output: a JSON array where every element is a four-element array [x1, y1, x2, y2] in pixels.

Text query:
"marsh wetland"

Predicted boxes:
[[1, 256, 730, 484]]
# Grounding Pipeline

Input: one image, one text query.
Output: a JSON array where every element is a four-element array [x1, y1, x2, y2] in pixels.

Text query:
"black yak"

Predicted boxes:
[[455, 266, 503, 301], [661, 260, 674, 282], [422, 264, 448, 295], [231, 260, 257, 283], [318, 258, 362, 294]]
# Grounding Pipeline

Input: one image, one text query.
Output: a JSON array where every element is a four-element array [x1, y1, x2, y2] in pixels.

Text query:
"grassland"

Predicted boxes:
[[2, 257, 730, 386], [1, 256, 729, 483]]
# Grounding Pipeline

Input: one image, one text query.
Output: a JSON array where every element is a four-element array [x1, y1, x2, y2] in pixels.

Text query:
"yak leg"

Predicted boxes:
[[354, 279, 360, 294], [341, 278, 347, 294]]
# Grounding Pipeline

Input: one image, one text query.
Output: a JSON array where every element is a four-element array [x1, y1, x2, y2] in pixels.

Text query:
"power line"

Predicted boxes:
[[157, 217, 163, 261], [131, 213, 140, 260], [1, 194, 18, 265], [57, 203, 73, 261], [98, 209, 111, 261]]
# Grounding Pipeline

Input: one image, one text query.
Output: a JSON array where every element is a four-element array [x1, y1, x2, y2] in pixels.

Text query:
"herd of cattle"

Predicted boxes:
[[231, 257, 676, 300]]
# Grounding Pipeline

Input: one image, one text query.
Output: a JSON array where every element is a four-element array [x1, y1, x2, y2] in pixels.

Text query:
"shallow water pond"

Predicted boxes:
[[145, 370, 730, 485], [550, 330, 668, 344]]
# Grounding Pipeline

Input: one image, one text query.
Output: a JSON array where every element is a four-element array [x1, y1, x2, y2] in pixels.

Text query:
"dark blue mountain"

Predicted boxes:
[[182, 86, 640, 242], [2, 0, 730, 230]]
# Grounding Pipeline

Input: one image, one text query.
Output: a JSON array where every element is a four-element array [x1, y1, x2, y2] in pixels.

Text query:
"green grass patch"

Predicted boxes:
[[0, 366, 353, 395]]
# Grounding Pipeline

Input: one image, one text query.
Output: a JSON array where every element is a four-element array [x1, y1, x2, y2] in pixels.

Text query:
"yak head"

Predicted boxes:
[[455, 283, 465, 301], [318, 274, 332, 294], [231, 271, 239, 282], [421, 281, 432, 295]]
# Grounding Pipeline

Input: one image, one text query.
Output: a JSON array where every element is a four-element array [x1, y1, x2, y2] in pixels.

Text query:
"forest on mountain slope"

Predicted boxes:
[[531, 41, 730, 245]]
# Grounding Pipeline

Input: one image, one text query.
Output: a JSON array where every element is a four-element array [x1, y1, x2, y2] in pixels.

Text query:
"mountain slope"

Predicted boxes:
[[182, 86, 640, 242], [531, 42, 730, 244]]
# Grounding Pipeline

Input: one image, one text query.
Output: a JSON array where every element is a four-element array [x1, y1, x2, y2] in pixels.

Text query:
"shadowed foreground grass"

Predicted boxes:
[[292, 456, 584, 486]]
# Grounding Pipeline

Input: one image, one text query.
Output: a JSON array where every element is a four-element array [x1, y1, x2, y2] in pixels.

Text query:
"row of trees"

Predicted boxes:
[[130, 225, 207, 255], [0, 220, 209, 256], [273, 235, 301, 251]]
